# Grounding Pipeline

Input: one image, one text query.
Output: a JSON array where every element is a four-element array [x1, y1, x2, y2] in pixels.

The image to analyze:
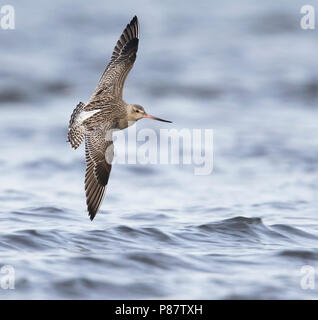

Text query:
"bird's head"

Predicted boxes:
[[128, 104, 172, 123]]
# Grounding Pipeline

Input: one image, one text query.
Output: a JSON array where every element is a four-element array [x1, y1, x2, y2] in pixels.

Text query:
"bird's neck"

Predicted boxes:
[[116, 104, 135, 129]]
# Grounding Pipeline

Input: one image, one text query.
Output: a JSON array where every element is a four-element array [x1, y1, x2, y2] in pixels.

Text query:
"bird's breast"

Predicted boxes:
[[116, 118, 136, 130]]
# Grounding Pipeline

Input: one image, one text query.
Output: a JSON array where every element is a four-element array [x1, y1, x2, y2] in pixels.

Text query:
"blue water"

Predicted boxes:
[[1, 0, 318, 299]]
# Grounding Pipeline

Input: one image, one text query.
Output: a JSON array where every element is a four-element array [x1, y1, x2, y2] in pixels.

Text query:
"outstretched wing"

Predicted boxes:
[[91, 16, 139, 100], [85, 127, 114, 220]]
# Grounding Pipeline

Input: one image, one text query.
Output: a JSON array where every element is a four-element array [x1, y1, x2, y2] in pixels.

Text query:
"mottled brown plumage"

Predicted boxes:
[[68, 16, 171, 220]]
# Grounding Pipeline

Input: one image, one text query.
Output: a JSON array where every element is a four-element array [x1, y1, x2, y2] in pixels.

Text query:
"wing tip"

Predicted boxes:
[[85, 181, 107, 221], [129, 15, 139, 38], [89, 211, 96, 221], [87, 202, 99, 221], [86, 194, 103, 221]]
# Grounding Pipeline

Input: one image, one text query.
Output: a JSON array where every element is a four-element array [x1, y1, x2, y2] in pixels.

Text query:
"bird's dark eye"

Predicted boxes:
[[136, 109, 139, 113]]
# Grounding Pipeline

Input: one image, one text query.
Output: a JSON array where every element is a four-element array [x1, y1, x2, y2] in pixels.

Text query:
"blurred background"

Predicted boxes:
[[1, 0, 318, 299]]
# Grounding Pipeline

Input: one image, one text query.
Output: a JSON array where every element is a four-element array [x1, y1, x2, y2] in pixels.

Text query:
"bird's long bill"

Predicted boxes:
[[144, 114, 172, 123]]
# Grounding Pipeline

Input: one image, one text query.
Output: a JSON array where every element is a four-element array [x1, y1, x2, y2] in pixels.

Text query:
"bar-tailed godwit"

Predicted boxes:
[[68, 16, 171, 220]]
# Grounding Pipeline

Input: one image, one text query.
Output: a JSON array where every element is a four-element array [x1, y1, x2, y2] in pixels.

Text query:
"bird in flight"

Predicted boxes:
[[67, 16, 171, 220]]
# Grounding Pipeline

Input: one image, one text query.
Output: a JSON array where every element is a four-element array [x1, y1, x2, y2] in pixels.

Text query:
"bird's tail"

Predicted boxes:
[[67, 101, 86, 149]]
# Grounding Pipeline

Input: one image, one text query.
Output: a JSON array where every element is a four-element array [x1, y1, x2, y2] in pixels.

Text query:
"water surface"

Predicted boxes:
[[1, 0, 318, 299]]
